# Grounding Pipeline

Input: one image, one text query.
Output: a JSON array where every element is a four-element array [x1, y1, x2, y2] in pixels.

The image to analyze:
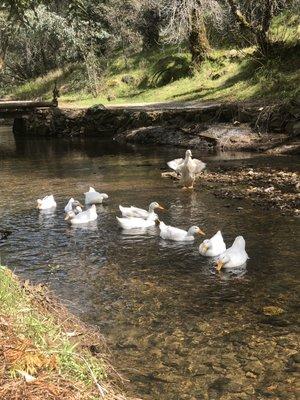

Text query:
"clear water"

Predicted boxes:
[[0, 126, 299, 399]]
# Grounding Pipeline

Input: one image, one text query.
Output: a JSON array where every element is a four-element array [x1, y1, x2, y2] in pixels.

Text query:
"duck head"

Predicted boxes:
[[36, 199, 42, 209], [215, 254, 230, 271], [187, 226, 205, 237], [64, 211, 76, 221], [200, 238, 211, 253], [149, 202, 165, 212], [185, 149, 192, 159], [73, 200, 84, 209]]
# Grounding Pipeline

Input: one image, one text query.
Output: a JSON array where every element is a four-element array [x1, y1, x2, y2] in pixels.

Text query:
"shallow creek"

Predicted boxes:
[[0, 126, 299, 400]]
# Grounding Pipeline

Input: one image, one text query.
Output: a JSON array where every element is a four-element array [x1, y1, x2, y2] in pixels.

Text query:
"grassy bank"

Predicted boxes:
[[0, 266, 127, 400], [1, 13, 299, 108]]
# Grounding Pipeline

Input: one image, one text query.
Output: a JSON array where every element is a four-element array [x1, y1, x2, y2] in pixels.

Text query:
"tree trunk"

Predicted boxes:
[[226, 0, 273, 56], [140, 6, 160, 51], [0, 36, 9, 69], [257, 0, 273, 55], [256, 30, 270, 55], [188, 8, 210, 66]]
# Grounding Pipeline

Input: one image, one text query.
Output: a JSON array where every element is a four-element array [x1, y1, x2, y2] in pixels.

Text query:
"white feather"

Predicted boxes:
[[118, 202, 161, 220], [116, 216, 156, 229], [85, 188, 108, 205], [66, 205, 97, 225], [159, 221, 204, 242], [216, 236, 249, 269], [199, 230, 226, 257], [167, 150, 206, 188], [37, 195, 57, 210]]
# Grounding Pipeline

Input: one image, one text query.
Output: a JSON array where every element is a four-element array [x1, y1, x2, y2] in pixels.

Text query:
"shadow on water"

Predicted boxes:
[[0, 126, 299, 399]]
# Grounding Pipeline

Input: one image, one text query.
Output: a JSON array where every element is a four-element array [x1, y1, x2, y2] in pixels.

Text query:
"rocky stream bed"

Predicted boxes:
[[163, 166, 300, 216]]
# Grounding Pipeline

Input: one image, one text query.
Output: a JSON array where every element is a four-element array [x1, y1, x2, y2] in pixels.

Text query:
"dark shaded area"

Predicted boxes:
[[147, 55, 192, 88]]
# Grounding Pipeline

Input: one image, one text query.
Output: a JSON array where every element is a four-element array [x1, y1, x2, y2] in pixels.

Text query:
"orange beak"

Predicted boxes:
[[202, 244, 209, 253], [216, 260, 224, 272], [197, 228, 205, 236], [156, 205, 165, 211]]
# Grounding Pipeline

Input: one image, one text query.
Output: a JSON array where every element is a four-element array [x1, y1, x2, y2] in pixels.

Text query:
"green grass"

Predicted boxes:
[[0, 266, 112, 398], [2, 11, 299, 107]]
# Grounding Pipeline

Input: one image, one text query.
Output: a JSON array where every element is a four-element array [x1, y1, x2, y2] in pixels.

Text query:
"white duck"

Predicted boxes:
[[167, 149, 206, 189], [116, 215, 158, 229], [215, 236, 249, 271], [119, 202, 164, 220], [37, 195, 57, 210], [159, 221, 205, 242], [85, 187, 108, 205], [64, 198, 83, 213], [199, 230, 226, 257], [65, 204, 97, 224]]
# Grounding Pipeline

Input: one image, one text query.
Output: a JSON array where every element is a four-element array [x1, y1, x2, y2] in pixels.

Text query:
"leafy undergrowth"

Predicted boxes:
[[2, 12, 299, 108], [0, 266, 128, 400]]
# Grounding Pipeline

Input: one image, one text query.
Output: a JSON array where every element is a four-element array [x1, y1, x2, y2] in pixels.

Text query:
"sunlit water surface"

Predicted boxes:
[[0, 126, 299, 399]]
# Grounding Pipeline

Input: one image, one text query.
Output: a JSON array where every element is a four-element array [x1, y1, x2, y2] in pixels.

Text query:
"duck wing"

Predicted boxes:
[[161, 224, 187, 240], [73, 208, 97, 224], [85, 191, 101, 204], [119, 205, 148, 218], [211, 230, 224, 246], [119, 205, 131, 217], [64, 198, 74, 213], [117, 217, 154, 229], [42, 195, 56, 209], [129, 206, 149, 218], [192, 159, 206, 173], [167, 158, 184, 172], [168, 226, 188, 240]]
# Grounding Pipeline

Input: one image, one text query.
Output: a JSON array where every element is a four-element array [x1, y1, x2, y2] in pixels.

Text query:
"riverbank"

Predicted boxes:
[[12, 99, 300, 155], [163, 165, 300, 216], [0, 266, 129, 400]]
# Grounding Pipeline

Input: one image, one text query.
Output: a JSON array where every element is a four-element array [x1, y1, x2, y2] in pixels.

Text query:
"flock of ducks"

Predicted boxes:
[[36, 150, 249, 272], [37, 187, 107, 224]]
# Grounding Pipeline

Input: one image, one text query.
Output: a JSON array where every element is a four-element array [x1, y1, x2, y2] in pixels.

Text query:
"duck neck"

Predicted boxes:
[[185, 153, 191, 164], [187, 227, 195, 237], [147, 211, 156, 220], [148, 204, 155, 213]]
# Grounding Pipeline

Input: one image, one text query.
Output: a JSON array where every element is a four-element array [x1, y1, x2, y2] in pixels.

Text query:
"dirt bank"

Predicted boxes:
[[163, 167, 300, 215], [115, 122, 299, 154], [0, 267, 131, 400], [12, 100, 300, 154]]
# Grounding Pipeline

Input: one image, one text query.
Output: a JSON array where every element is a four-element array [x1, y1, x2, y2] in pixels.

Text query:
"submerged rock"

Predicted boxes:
[[262, 306, 284, 316], [0, 229, 11, 241]]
